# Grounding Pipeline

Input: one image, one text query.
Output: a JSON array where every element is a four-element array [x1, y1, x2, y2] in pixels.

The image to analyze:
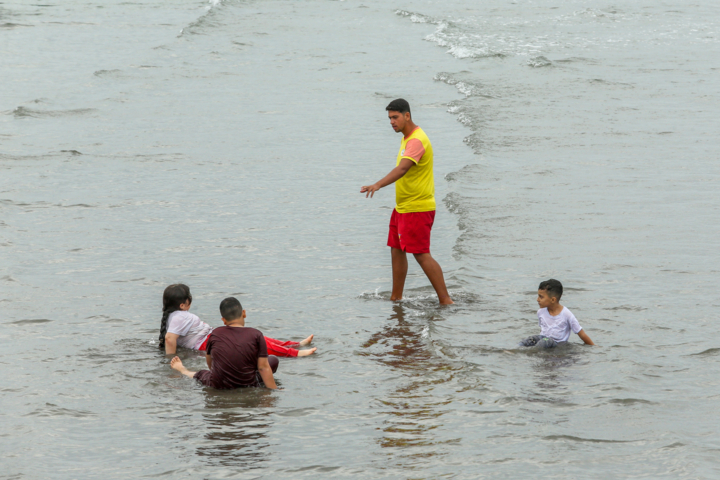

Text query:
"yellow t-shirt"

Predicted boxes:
[[395, 127, 435, 213]]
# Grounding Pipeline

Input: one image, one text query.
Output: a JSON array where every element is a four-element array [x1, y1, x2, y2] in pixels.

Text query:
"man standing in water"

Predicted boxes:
[[361, 99, 453, 305]]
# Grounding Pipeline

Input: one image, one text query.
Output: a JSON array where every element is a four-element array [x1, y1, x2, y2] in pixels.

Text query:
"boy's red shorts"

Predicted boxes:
[[387, 209, 435, 254]]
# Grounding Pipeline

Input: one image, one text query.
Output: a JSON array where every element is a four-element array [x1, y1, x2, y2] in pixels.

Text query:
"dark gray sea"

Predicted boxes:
[[2, 0, 719, 478]]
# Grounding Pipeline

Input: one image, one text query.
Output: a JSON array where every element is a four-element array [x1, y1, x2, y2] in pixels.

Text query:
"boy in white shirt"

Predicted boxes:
[[520, 279, 595, 348]]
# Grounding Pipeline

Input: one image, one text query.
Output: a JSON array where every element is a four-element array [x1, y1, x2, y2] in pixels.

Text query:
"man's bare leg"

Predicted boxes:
[[170, 356, 197, 379], [391, 247, 408, 301], [413, 253, 454, 304], [298, 334, 314, 346]]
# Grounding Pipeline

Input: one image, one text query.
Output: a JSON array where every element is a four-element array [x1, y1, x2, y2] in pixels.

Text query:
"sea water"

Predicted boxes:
[[2, 0, 719, 478]]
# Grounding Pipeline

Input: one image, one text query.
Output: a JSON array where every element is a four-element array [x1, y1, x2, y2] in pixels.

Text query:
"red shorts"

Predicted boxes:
[[197, 334, 210, 351], [387, 209, 435, 254]]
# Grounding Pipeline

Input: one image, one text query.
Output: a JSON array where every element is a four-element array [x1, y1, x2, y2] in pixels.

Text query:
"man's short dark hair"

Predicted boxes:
[[386, 98, 411, 115], [219, 297, 243, 320], [538, 279, 563, 300]]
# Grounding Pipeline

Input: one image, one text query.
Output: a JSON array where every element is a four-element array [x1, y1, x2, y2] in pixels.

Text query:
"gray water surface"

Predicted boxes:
[[2, 0, 720, 478]]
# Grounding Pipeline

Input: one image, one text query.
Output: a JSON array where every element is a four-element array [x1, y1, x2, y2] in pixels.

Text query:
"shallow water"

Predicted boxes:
[[2, 0, 720, 478]]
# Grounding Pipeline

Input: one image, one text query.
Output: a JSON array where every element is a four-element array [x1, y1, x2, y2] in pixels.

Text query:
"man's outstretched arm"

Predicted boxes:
[[360, 158, 416, 198]]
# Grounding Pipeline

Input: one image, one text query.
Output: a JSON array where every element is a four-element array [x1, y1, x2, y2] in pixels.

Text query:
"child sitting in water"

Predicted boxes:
[[158, 284, 317, 357], [519, 279, 595, 348], [171, 297, 278, 389]]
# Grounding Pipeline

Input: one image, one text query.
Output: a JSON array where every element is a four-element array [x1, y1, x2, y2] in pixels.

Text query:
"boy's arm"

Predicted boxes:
[[577, 329, 595, 345], [205, 353, 212, 369], [165, 333, 179, 355], [257, 357, 278, 389]]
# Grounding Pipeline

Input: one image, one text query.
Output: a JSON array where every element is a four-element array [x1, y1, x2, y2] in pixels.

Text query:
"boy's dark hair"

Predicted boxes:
[[386, 98, 411, 116], [538, 279, 563, 300], [219, 297, 243, 321]]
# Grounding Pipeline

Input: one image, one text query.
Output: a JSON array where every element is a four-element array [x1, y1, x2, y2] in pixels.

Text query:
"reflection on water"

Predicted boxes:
[[525, 344, 582, 375], [361, 304, 460, 456], [522, 345, 584, 407], [196, 389, 277, 470]]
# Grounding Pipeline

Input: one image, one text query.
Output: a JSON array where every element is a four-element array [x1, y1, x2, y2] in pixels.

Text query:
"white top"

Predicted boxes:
[[166, 311, 212, 350], [537, 307, 582, 343]]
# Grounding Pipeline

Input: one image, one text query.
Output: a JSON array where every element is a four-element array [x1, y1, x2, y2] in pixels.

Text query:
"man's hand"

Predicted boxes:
[[360, 183, 381, 198], [361, 159, 416, 199]]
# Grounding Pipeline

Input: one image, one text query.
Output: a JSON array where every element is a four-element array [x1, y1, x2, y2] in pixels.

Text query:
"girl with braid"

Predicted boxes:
[[159, 284, 316, 357]]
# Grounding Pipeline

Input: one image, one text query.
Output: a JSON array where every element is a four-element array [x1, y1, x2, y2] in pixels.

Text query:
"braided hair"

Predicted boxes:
[[159, 284, 192, 349]]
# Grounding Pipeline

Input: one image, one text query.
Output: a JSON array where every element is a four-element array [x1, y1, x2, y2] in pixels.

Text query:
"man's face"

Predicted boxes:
[[388, 110, 408, 132]]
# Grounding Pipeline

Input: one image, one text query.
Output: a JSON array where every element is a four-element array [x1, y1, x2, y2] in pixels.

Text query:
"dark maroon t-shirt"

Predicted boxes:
[[193, 326, 268, 389]]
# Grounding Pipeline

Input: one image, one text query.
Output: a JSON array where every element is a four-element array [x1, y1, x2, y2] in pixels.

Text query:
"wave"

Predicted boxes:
[[8, 318, 53, 325], [10, 106, 96, 118], [0, 22, 32, 29], [527, 55, 552, 68], [544, 434, 633, 444], [25, 403, 96, 418], [396, 9, 547, 60], [689, 348, 720, 357], [607, 398, 656, 405], [434, 72, 499, 99], [0, 199, 96, 209], [93, 69, 123, 78], [179, 0, 226, 37]]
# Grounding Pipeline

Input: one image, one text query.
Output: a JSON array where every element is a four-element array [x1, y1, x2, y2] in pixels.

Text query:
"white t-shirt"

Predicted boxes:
[[537, 307, 582, 343], [166, 311, 212, 350]]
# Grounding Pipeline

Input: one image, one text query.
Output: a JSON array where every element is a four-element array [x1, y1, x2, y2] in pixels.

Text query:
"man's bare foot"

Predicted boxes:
[[297, 347, 317, 357], [439, 296, 454, 305], [170, 356, 197, 379], [299, 334, 314, 346]]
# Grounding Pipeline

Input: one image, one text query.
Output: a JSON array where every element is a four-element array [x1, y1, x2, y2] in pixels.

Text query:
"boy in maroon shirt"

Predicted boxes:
[[170, 297, 278, 389]]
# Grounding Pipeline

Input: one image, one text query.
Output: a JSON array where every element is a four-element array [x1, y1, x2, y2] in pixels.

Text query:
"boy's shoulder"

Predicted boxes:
[[537, 307, 575, 319], [240, 326, 263, 337], [212, 326, 263, 337], [556, 307, 578, 324]]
